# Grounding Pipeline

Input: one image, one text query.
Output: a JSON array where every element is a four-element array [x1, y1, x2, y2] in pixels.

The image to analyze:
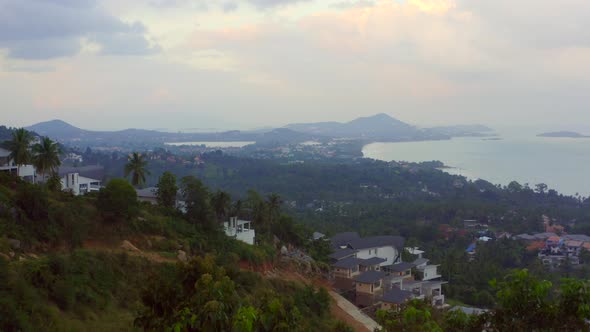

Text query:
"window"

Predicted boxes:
[[375, 248, 378, 255]]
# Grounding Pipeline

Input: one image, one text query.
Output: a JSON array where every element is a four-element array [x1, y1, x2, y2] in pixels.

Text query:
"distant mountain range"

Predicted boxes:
[[537, 131, 590, 138], [24, 114, 494, 146]]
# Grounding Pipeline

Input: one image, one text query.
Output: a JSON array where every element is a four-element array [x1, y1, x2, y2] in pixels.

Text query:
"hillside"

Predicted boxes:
[[285, 113, 422, 140], [0, 174, 352, 332]]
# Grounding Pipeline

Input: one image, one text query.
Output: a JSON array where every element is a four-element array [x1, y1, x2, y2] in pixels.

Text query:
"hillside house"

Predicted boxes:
[[224, 217, 255, 245], [329, 233, 447, 308], [58, 166, 103, 196], [0, 147, 36, 182]]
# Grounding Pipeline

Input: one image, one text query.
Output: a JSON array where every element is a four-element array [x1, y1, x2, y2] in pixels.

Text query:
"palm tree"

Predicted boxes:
[[124, 152, 150, 187], [6, 128, 32, 176], [32, 137, 61, 181]]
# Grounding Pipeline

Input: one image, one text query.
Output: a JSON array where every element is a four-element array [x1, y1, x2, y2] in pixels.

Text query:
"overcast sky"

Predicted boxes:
[[1, 0, 589, 131]]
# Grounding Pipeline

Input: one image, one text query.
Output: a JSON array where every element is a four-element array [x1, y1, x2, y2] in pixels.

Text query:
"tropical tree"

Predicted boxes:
[[266, 193, 282, 231], [6, 128, 32, 176], [211, 190, 231, 223], [32, 137, 61, 180], [181, 176, 214, 228], [124, 152, 150, 187], [155, 171, 178, 209]]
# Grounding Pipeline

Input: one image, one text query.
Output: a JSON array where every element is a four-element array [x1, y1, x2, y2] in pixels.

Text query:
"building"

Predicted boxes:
[[0, 147, 36, 182], [136, 187, 158, 204], [329, 233, 447, 308], [60, 172, 102, 195], [224, 216, 255, 245]]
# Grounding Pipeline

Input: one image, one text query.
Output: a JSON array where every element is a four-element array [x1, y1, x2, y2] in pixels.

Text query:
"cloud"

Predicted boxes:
[[0, 0, 159, 59]]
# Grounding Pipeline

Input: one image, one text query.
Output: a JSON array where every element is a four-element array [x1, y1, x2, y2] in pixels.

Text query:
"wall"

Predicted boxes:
[[356, 245, 398, 266]]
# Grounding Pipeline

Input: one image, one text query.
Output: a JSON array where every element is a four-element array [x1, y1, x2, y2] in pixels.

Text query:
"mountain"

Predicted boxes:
[[26, 119, 260, 144], [27, 119, 86, 139], [285, 113, 421, 140], [538, 131, 590, 138]]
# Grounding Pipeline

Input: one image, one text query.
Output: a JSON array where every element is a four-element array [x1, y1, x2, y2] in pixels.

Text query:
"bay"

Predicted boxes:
[[362, 130, 590, 197]]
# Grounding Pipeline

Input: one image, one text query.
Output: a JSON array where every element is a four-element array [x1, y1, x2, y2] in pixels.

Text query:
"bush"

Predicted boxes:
[[97, 179, 138, 222]]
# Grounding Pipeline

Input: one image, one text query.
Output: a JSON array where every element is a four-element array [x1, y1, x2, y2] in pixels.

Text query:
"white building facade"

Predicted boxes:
[[224, 217, 255, 245]]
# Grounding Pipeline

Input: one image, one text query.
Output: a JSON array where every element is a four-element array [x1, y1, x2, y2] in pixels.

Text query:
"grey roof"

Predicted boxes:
[[331, 232, 360, 248], [136, 187, 157, 198], [515, 234, 536, 240], [347, 235, 405, 250], [354, 270, 387, 283], [386, 262, 415, 272], [329, 248, 358, 260], [533, 232, 557, 240], [413, 258, 429, 266], [332, 256, 363, 269], [382, 289, 414, 304], [359, 257, 387, 266], [563, 234, 590, 242]]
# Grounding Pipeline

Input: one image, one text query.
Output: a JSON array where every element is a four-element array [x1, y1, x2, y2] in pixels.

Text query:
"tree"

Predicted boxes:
[[32, 137, 61, 181], [181, 176, 213, 227], [376, 299, 443, 332], [267, 193, 282, 225], [124, 152, 150, 187], [97, 179, 138, 222], [6, 128, 32, 176], [211, 190, 231, 223], [535, 183, 548, 195], [155, 171, 178, 209]]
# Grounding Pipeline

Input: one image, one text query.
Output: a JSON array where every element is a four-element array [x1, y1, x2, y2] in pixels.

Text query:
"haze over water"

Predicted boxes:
[[363, 127, 590, 197]]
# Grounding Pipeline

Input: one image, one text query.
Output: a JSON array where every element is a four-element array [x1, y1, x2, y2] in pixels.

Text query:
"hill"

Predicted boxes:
[[285, 113, 422, 140], [538, 131, 590, 138]]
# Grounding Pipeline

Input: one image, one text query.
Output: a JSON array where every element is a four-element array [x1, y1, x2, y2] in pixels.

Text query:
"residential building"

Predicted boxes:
[[224, 216, 255, 245], [329, 233, 447, 309], [354, 270, 387, 307], [136, 187, 158, 204], [0, 147, 36, 182], [60, 172, 101, 195]]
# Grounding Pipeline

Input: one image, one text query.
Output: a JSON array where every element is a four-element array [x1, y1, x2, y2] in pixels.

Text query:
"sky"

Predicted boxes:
[[1, 0, 589, 131]]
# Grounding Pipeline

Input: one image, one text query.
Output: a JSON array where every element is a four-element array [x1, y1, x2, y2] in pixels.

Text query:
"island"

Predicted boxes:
[[537, 131, 590, 138]]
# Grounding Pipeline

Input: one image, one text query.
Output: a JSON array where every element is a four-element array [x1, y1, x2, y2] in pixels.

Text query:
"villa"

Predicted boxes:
[[224, 216, 255, 245], [329, 232, 447, 308]]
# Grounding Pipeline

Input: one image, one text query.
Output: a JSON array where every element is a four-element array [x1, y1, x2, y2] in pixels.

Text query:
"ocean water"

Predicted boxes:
[[362, 129, 590, 197]]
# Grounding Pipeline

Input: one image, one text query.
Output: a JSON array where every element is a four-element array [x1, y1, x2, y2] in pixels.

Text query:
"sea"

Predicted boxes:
[[362, 127, 590, 197]]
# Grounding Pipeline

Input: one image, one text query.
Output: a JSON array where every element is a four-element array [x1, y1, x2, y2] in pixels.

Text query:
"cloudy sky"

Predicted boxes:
[[1, 0, 589, 131]]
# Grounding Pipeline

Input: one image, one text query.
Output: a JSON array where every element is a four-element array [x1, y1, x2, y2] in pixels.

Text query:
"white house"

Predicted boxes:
[[224, 217, 255, 245], [60, 172, 101, 195], [347, 235, 404, 266], [0, 147, 37, 182]]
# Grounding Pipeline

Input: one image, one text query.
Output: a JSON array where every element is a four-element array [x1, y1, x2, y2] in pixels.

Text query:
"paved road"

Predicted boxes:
[[329, 291, 381, 331]]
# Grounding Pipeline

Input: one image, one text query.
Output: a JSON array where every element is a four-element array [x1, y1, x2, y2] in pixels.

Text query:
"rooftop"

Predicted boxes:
[[354, 270, 387, 283], [385, 262, 415, 272], [413, 258, 429, 266], [329, 248, 358, 260], [332, 256, 363, 269], [381, 289, 414, 304], [347, 235, 405, 251], [136, 187, 157, 198], [359, 257, 387, 266], [331, 232, 360, 248]]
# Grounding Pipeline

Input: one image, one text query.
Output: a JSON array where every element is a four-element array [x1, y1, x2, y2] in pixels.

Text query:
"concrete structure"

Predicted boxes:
[[329, 234, 447, 309], [224, 217, 255, 245], [0, 147, 36, 182], [136, 187, 158, 204], [60, 172, 101, 195]]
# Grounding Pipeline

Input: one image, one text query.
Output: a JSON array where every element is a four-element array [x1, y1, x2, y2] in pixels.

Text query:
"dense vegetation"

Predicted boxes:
[[0, 172, 342, 331], [377, 269, 590, 332]]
